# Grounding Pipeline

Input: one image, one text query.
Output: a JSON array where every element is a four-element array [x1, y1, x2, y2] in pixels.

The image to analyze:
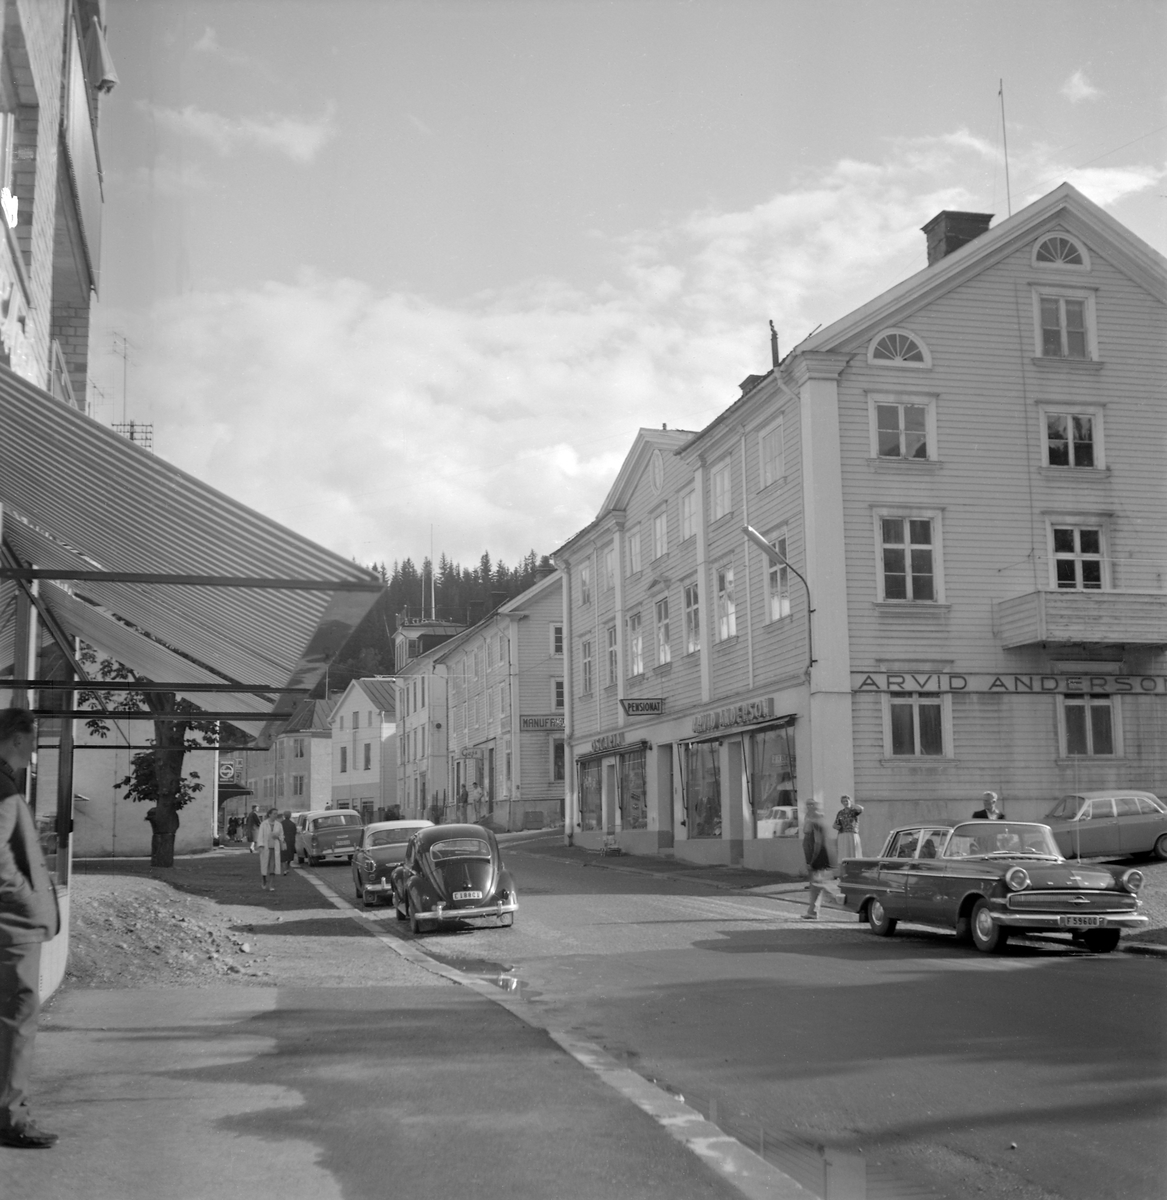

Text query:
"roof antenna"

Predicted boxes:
[[769, 320, 779, 369], [999, 79, 1012, 217]]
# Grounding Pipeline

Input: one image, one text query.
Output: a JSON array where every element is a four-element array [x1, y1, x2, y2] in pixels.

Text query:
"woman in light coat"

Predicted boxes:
[[257, 808, 285, 891]]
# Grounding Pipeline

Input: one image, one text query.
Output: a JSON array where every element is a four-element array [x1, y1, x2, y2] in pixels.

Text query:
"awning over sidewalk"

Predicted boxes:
[[0, 365, 382, 728]]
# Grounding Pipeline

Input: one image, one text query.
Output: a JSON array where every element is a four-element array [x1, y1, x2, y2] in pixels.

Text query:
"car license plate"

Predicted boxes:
[[1059, 914, 1102, 928], [453, 890, 482, 901], [334, 838, 350, 846]]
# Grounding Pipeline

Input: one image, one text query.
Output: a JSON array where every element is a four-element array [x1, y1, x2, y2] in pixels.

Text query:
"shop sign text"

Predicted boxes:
[[591, 731, 626, 754], [853, 672, 1167, 695], [621, 698, 664, 716], [520, 714, 565, 730], [692, 697, 776, 735]]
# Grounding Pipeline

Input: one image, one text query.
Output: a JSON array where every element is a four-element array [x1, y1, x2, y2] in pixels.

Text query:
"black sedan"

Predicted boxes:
[[838, 820, 1147, 953], [391, 823, 517, 934], [351, 819, 434, 907]]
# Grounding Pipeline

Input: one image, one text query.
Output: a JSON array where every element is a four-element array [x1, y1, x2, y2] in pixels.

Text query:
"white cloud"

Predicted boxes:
[[142, 102, 336, 164], [1061, 70, 1102, 103], [93, 132, 1161, 570]]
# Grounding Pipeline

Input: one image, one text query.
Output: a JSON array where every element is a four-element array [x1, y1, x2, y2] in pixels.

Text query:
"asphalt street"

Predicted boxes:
[[324, 835, 1167, 1200]]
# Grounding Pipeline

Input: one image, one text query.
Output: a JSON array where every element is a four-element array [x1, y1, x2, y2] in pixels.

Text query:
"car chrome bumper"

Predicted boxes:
[[364, 881, 394, 895], [421, 899, 517, 922], [993, 912, 1147, 929]]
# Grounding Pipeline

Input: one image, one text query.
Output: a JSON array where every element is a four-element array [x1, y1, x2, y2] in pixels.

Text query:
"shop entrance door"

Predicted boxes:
[[604, 762, 617, 834]]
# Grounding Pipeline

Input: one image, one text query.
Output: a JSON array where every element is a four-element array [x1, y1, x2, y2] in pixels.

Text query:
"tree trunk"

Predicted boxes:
[[148, 692, 189, 868]]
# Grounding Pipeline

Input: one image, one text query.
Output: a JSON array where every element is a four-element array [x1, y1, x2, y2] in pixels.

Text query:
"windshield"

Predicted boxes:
[[312, 813, 362, 829], [944, 822, 1062, 859], [429, 837, 491, 861], [1046, 795, 1085, 820], [367, 829, 416, 848]]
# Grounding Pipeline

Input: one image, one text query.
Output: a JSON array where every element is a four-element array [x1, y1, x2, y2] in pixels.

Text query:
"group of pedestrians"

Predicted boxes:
[[800, 790, 1008, 919], [227, 805, 302, 890]]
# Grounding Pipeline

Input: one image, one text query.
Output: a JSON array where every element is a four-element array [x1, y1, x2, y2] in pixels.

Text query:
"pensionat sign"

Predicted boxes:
[[853, 672, 1167, 695]]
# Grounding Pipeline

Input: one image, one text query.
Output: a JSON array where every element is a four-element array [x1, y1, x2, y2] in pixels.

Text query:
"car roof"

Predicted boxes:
[[1056, 789, 1162, 801], [364, 820, 434, 834], [415, 823, 497, 847]]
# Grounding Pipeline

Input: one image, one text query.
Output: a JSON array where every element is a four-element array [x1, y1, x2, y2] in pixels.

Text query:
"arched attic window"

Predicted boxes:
[[868, 329, 931, 368], [1033, 234, 1089, 269]]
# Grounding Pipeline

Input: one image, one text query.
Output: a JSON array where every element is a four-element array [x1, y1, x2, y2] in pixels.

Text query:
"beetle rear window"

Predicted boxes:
[[429, 838, 491, 860]]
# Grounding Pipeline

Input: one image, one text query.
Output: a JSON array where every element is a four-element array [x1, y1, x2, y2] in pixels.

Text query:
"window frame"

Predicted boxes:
[[603, 545, 616, 591], [868, 393, 937, 462], [1032, 234, 1090, 271], [882, 691, 952, 759], [715, 563, 736, 641], [550, 623, 564, 655], [1040, 405, 1104, 470], [1058, 694, 1121, 758], [1047, 518, 1108, 591], [581, 638, 593, 694], [758, 419, 785, 489], [339, 746, 347, 774], [867, 328, 932, 369], [553, 679, 565, 710], [579, 560, 592, 606], [626, 525, 642, 576], [606, 625, 618, 686], [1032, 286, 1097, 361], [651, 509, 668, 561], [627, 612, 644, 677], [709, 458, 733, 523], [873, 508, 945, 603], [765, 527, 791, 623], [654, 595, 671, 666], [683, 581, 701, 655], [680, 489, 696, 541], [363, 742, 372, 771]]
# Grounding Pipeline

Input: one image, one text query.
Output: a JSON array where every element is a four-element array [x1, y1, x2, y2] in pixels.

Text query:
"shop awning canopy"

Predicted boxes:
[[0, 365, 382, 731]]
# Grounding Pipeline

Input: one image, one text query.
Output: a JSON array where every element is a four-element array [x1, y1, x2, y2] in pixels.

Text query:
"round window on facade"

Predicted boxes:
[[1033, 235, 1089, 269], [867, 329, 931, 368]]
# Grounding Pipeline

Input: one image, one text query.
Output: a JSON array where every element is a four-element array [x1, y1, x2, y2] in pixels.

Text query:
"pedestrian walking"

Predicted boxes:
[[257, 808, 285, 890], [244, 805, 262, 851], [0, 708, 61, 1149], [833, 794, 864, 859], [801, 798, 834, 921], [972, 791, 1006, 820], [469, 782, 484, 818], [280, 812, 298, 875], [227, 816, 238, 843]]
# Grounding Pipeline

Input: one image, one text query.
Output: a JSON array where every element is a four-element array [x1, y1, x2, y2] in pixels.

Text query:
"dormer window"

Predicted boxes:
[[1034, 235, 1088, 269], [868, 329, 930, 368]]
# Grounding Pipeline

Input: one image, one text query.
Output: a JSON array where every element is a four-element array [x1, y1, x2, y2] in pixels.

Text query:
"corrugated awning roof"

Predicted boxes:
[[0, 366, 382, 729]]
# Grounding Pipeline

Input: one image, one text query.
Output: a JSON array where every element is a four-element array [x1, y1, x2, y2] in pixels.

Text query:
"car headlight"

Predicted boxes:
[[362, 860, 376, 874], [1121, 869, 1145, 894], [1004, 867, 1030, 891]]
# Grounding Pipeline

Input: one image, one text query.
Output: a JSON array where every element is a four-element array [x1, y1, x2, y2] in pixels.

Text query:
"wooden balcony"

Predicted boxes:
[[994, 590, 1167, 648]]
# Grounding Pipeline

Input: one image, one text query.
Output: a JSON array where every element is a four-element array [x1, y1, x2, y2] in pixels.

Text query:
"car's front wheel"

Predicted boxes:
[[408, 895, 425, 935], [970, 898, 1009, 953], [1153, 833, 1167, 862], [867, 899, 897, 937], [1081, 928, 1121, 953]]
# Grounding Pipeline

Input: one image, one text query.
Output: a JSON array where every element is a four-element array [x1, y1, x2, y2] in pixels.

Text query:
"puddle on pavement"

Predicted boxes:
[[423, 952, 538, 999]]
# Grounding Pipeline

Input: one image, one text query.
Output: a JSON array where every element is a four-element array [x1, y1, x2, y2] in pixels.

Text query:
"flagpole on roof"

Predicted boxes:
[[999, 78, 1012, 217]]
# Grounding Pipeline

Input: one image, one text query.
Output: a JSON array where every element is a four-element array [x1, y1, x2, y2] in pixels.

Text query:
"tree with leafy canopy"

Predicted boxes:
[[79, 646, 227, 868]]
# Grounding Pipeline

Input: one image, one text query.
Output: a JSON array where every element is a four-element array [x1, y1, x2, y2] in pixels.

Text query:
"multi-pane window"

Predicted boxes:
[[551, 624, 563, 655], [581, 639, 593, 694], [420, 679, 425, 708], [767, 529, 791, 621], [684, 582, 700, 654], [500, 683, 509, 715], [1053, 526, 1103, 589], [293, 737, 305, 758], [579, 561, 592, 605], [554, 680, 565, 709], [871, 331, 926, 365], [680, 490, 696, 540], [1045, 413, 1095, 468], [292, 775, 305, 796], [627, 612, 643, 676], [759, 422, 783, 487], [340, 747, 347, 773], [880, 517, 935, 601], [487, 688, 495, 722], [627, 527, 642, 575], [889, 693, 944, 756], [603, 546, 616, 591], [652, 510, 668, 560], [1036, 235, 1084, 266], [655, 597, 671, 665], [716, 566, 736, 640], [1063, 695, 1115, 756], [487, 637, 493, 669], [363, 743, 371, 770], [552, 739, 565, 782], [420, 727, 425, 758], [710, 459, 732, 521], [606, 625, 618, 685], [1039, 295, 1088, 358], [876, 400, 929, 459], [352, 711, 359, 730]]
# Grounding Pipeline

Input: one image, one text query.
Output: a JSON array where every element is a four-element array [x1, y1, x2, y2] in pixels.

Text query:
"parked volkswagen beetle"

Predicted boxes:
[[390, 823, 517, 933]]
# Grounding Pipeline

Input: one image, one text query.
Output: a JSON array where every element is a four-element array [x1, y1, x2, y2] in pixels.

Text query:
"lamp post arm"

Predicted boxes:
[[742, 525, 816, 674]]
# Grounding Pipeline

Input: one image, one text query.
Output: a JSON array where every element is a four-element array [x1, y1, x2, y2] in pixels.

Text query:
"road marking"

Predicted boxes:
[[298, 868, 818, 1200]]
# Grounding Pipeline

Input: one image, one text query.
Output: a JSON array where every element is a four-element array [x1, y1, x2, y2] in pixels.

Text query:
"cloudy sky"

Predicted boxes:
[[91, 0, 1166, 571]]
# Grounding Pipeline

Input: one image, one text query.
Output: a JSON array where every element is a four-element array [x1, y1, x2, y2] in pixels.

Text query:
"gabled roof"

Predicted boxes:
[[794, 182, 1167, 360], [279, 697, 337, 734], [330, 676, 397, 718], [552, 428, 693, 557]]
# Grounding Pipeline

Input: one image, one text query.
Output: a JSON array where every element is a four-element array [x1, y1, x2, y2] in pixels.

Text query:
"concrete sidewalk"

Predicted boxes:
[[5, 854, 809, 1200]]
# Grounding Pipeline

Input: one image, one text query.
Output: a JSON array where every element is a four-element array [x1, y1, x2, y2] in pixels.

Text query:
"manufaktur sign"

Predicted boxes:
[[520, 714, 565, 730]]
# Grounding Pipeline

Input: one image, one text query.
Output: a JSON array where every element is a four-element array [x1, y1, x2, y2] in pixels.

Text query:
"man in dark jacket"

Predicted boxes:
[[244, 804, 262, 852], [0, 708, 61, 1148], [972, 791, 1007, 820], [280, 812, 298, 874]]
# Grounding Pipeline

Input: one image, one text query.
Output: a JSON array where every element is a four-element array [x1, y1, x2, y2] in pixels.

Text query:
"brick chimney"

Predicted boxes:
[[921, 211, 994, 266]]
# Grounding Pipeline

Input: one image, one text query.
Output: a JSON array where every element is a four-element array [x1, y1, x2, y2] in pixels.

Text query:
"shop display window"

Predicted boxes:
[[579, 760, 602, 831], [619, 749, 648, 830], [747, 726, 797, 837], [682, 742, 721, 838]]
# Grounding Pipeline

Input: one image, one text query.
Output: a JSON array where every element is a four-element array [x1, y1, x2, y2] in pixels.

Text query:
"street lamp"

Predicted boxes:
[[742, 525, 816, 677]]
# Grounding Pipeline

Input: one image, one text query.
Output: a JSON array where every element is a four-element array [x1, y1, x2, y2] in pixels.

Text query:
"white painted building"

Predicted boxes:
[[554, 184, 1167, 868], [329, 677, 398, 823]]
